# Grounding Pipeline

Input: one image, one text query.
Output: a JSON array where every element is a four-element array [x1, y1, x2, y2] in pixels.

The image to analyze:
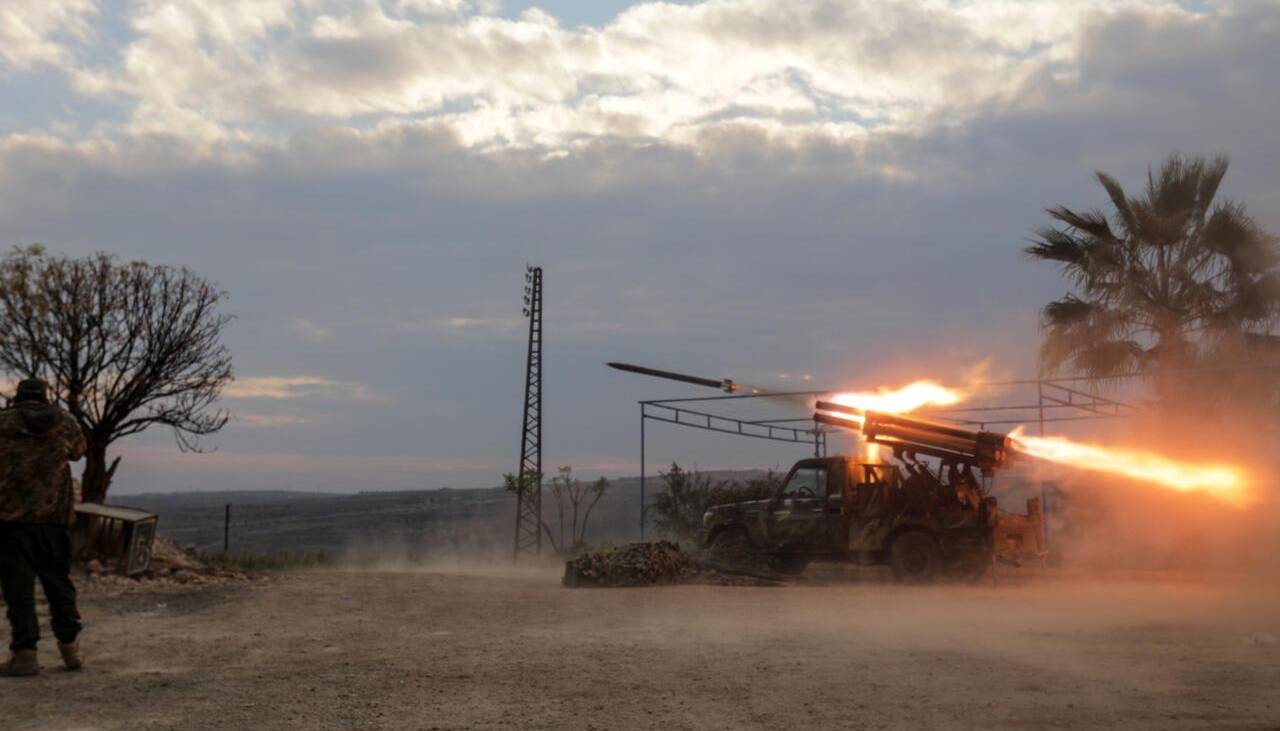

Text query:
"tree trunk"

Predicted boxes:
[[81, 440, 120, 504], [1152, 329, 1194, 415], [571, 494, 580, 547]]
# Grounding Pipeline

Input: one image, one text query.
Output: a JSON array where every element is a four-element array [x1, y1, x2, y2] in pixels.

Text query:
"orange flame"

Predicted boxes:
[[825, 380, 966, 462], [827, 381, 965, 424], [1009, 427, 1249, 504]]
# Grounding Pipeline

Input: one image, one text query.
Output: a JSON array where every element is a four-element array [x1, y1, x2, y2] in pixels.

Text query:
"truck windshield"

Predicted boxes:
[[781, 467, 827, 499]]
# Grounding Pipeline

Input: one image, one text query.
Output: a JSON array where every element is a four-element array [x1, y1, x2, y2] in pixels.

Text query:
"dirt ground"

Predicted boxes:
[[6, 566, 1280, 730]]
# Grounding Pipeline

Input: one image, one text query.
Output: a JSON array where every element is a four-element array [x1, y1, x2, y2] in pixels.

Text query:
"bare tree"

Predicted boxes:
[[507, 466, 608, 554], [0, 246, 233, 503], [546, 466, 609, 553]]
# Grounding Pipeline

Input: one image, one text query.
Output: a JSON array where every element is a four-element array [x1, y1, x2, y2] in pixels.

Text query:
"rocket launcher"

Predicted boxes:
[[814, 400, 1013, 475]]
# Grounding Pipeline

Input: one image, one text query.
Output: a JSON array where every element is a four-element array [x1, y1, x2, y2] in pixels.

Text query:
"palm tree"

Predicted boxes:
[[1026, 154, 1280, 400]]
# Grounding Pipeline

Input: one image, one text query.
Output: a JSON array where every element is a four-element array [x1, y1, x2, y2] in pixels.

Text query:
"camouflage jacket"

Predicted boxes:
[[0, 403, 87, 525]]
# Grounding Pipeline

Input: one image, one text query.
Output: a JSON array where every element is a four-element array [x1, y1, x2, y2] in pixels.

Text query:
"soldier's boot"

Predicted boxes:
[[0, 649, 40, 677], [58, 641, 83, 671]]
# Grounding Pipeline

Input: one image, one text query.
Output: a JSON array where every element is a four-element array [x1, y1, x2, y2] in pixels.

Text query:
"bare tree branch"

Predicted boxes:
[[0, 247, 234, 502]]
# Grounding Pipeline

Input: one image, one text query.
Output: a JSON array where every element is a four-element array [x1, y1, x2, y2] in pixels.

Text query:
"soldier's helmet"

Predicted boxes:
[[14, 378, 50, 404]]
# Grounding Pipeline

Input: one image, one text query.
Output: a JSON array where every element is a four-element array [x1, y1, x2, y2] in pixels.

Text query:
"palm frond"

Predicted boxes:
[[1194, 155, 1230, 219], [1204, 202, 1276, 273], [1025, 227, 1087, 265], [1046, 206, 1115, 241], [1095, 172, 1135, 232], [1042, 295, 1094, 326], [1073, 340, 1145, 378], [1148, 154, 1201, 219]]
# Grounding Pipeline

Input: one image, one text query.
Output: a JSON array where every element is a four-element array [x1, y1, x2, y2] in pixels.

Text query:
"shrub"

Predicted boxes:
[[650, 464, 784, 544]]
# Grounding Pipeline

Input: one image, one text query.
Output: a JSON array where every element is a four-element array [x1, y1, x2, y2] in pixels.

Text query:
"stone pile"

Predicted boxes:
[[76, 537, 259, 592], [563, 541, 787, 588], [564, 541, 694, 587]]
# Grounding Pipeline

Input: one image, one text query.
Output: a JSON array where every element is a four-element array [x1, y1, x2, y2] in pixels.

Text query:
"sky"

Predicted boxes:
[[1, 0, 1278, 495]]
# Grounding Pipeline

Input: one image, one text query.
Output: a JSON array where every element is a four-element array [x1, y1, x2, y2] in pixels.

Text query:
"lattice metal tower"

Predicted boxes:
[[512, 265, 543, 561]]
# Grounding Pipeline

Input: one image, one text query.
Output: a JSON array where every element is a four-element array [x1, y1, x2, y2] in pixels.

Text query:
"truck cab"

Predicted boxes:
[[702, 456, 1040, 581]]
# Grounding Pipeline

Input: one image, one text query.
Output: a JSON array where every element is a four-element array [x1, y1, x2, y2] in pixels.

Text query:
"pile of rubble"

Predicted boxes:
[[563, 541, 695, 587], [77, 537, 260, 592], [563, 541, 788, 588]]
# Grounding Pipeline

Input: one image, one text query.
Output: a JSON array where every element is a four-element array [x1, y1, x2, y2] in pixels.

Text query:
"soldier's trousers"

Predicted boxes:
[[0, 522, 82, 651]]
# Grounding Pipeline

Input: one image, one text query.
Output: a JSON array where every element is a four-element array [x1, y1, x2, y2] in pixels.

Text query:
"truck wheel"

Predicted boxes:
[[709, 528, 754, 565], [888, 531, 942, 584]]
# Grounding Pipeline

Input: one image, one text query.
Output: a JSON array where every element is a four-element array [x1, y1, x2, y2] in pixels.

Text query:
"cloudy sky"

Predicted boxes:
[[2, 0, 1278, 494]]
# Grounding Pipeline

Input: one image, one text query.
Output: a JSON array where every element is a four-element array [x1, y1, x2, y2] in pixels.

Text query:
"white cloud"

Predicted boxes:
[[290, 317, 335, 342], [236, 413, 314, 427], [393, 0, 496, 20], [392, 314, 524, 336], [224, 375, 374, 400], [0, 0, 97, 73], [12, 0, 1216, 153]]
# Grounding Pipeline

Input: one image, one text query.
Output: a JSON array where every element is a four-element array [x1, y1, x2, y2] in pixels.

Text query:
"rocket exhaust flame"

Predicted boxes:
[[826, 381, 964, 418], [1008, 428, 1248, 504], [819, 380, 969, 462]]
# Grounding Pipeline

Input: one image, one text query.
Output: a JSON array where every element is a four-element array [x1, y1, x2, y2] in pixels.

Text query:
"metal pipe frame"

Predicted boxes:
[[638, 400, 827, 540]]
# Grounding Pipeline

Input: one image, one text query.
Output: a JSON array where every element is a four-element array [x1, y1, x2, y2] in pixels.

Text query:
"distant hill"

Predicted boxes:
[[117, 490, 340, 509], [112, 469, 775, 557]]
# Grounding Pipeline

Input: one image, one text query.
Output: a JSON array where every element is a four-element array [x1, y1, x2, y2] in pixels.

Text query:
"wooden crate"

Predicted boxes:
[[72, 503, 159, 576]]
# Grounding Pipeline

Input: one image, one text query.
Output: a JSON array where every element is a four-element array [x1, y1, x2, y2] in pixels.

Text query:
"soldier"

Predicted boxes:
[[0, 378, 88, 677]]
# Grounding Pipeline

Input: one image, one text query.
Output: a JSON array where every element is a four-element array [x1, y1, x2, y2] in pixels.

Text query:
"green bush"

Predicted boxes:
[[650, 463, 783, 543], [202, 550, 335, 572]]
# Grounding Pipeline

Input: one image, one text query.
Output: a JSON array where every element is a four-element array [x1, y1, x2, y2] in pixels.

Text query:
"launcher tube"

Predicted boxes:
[[814, 406, 1013, 472], [866, 423, 981, 454], [864, 411, 990, 441], [814, 400, 860, 417], [814, 412, 860, 429]]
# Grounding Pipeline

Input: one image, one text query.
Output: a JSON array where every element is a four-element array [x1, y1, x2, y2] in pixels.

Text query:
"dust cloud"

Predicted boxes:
[[1020, 403, 1280, 579]]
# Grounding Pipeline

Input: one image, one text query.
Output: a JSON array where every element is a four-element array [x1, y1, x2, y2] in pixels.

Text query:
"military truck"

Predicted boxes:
[[706, 458, 1044, 583], [604, 362, 1045, 581]]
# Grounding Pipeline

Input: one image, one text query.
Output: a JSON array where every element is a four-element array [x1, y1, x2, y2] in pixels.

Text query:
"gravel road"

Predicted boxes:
[[7, 567, 1280, 730]]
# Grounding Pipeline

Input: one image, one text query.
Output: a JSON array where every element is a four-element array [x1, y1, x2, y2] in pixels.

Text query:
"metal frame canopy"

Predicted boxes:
[[636, 376, 1137, 540]]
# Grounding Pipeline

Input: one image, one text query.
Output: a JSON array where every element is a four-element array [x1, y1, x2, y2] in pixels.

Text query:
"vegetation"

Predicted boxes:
[[502, 468, 542, 495], [545, 466, 609, 555], [203, 550, 335, 572], [504, 465, 610, 555], [650, 463, 782, 543], [651, 463, 714, 541], [1026, 154, 1280, 407], [0, 246, 234, 502]]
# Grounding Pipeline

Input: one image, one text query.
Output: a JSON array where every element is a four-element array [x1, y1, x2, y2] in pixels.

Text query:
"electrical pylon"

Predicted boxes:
[[512, 265, 543, 561]]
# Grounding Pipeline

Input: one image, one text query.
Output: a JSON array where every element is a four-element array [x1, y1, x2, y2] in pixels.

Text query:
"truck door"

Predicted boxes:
[[848, 464, 897, 552], [766, 464, 831, 553]]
